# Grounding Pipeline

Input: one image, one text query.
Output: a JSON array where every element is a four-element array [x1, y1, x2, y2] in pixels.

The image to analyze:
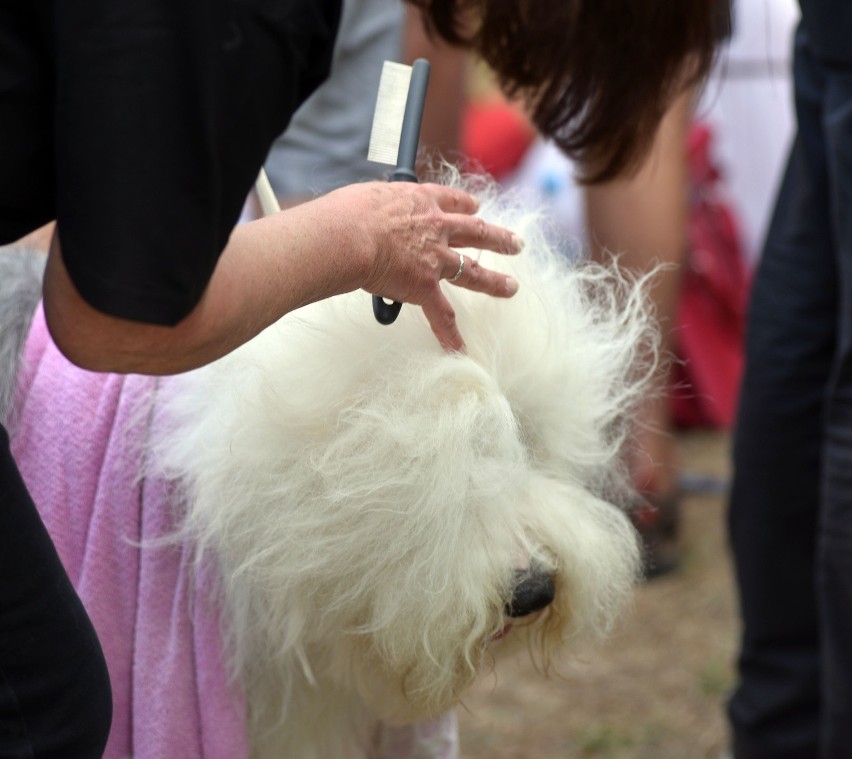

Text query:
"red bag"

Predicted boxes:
[[671, 122, 751, 429]]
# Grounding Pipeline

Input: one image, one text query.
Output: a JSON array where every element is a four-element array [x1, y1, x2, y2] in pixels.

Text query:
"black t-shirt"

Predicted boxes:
[[0, 0, 342, 325]]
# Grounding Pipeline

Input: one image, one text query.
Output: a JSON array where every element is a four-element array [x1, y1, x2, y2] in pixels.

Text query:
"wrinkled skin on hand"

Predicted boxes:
[[42, 178, 524, 374], [321, 181, 523, 352]]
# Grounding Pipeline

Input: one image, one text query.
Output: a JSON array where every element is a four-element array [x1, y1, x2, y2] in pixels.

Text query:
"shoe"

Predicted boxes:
[[632, 490, 681, 580]]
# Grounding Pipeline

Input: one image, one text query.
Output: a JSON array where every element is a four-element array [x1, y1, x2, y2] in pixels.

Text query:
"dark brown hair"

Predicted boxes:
[[408, 0, 729, 183]]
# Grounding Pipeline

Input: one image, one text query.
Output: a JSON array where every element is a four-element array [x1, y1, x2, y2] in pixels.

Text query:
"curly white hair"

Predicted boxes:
[[148, 174, 657, 758]]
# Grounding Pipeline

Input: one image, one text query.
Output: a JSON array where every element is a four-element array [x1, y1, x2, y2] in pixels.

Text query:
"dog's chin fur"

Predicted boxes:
[[148, 173, 656, 757]]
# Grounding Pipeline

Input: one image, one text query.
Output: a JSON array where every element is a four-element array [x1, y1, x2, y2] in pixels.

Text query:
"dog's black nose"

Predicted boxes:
[[506, 565, 556, 618]]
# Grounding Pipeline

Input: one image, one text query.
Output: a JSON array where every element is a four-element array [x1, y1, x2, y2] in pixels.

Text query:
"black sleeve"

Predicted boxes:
[[0, 3, 57, 242], [49, 0, 340, 325]]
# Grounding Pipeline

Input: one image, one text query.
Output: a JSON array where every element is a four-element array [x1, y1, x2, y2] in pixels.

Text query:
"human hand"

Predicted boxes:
[[329, 181, 523, 352]]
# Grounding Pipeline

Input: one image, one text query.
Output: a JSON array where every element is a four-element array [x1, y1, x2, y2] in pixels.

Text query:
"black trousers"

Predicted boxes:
[[728, 26, 852, 759], [0, 425, 111, 757]]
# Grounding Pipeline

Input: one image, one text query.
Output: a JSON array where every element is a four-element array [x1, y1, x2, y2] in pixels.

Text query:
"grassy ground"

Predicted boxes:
[[457, 430, 737, 759]]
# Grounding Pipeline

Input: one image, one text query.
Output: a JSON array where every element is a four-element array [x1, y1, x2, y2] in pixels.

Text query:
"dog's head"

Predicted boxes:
[[152, 177, 655, 726]]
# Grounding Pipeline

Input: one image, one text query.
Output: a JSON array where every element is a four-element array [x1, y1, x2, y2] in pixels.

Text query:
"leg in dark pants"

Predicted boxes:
[[0, 426, 112, 758], [817, 59, 852, 758], [728, 29, 833, 759]]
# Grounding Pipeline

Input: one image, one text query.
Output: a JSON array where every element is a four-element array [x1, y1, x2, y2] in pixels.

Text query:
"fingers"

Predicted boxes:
[[443, 253, 519, 298], [425, 183, 481, 215], [446, 251, 466, 282], [421, 251, 519, 354], [421, 255, 519, 353], [443, 213, 523, 256], [421, 290, 466, 354], [421, 184, 523, 255], [357, 181, 524, 350]]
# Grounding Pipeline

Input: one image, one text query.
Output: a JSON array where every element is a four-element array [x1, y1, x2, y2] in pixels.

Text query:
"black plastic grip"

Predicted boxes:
[[372, 296, 404, 324]]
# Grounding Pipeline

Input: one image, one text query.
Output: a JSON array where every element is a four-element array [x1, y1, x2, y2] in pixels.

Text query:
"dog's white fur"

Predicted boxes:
[[140, 175, 657, 757], [0, 247, 45, 426]]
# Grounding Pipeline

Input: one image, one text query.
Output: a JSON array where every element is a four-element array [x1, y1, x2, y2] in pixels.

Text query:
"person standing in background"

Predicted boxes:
[[263, 0, 466, 204], [727, 2, 852, 756], [585, 86, 696, 578]]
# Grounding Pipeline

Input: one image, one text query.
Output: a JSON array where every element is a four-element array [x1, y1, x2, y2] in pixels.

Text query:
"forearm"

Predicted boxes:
[[43, 180, 521, 374], [43, 196, 371, 375]]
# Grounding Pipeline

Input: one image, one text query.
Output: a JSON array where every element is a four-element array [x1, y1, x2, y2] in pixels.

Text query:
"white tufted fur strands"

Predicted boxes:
[[147, 172, 658, 758]]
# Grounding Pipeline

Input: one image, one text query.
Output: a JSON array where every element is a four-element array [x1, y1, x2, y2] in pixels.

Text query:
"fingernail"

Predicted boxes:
[[471, 195, 481, 211], [505, 277, 519, 296], [511, 234, 524, 253]]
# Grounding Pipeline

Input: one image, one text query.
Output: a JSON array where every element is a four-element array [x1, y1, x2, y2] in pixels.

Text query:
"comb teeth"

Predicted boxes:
[[367, 61, 413, 166]]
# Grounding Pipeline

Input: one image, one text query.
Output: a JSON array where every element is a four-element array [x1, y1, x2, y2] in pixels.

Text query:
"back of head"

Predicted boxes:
[[409, 0, 730, 182]]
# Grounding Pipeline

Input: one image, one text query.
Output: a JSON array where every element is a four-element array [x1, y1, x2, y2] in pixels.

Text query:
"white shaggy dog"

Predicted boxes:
[[2, 176, 655, 758]]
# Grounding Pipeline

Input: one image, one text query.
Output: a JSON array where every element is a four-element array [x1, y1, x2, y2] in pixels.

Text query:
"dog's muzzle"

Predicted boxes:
[[506, 564, 556, 618]]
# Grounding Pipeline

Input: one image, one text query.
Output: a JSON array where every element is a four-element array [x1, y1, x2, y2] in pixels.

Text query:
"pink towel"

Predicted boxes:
[[10, 306, 458, 759], [11, 306, 249, 759]]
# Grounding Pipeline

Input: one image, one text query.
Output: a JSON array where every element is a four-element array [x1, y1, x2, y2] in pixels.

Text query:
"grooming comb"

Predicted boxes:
[[367, 58, 432, 324], [252, 59, 431, 324]]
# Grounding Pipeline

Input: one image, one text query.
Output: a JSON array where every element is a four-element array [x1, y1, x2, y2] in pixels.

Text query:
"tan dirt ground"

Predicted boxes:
[[457, 429, 738, 759]]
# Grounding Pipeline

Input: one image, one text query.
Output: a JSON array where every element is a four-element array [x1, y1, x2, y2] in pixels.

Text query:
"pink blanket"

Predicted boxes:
[[11, 306, 249, 758], [10, 306, 457, 759]]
